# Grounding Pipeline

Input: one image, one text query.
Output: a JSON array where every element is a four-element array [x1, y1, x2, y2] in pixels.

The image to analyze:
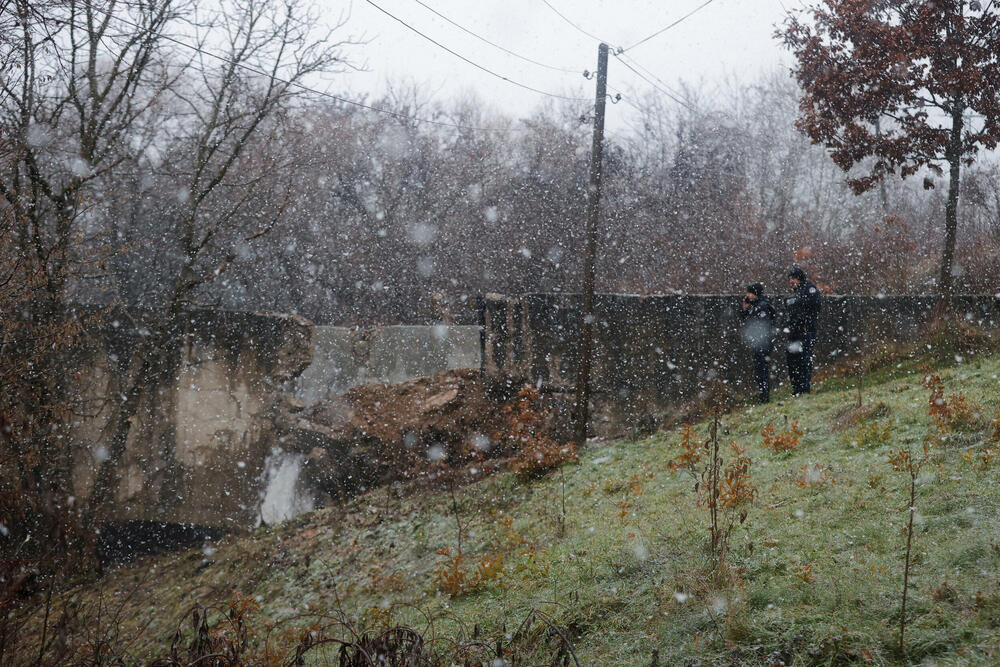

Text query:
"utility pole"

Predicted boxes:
[[573, 42, 609, 448]]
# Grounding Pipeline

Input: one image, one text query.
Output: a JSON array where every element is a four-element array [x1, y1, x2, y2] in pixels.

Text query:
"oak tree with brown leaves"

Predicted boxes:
[[780, 0, 1000, 294]]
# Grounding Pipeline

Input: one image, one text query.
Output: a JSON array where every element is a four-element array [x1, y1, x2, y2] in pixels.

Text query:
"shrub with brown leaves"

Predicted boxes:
[[496, 387, 577, 478]]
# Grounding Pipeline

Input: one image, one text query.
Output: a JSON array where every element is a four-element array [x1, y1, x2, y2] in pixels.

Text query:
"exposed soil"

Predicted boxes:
[[313, 368, 508, 447], [275, 369, 542, 501]]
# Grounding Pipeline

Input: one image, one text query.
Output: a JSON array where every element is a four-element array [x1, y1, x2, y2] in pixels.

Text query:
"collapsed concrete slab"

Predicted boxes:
[[272, 369, 512, 505], [67, 315, 488, 532]]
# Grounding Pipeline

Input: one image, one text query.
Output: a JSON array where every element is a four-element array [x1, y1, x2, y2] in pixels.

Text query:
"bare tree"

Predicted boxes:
[[0, 0, 183, 302], [1, 0, 356, 542], [0, 0, 188, 571], [85, 0, 355, 528]]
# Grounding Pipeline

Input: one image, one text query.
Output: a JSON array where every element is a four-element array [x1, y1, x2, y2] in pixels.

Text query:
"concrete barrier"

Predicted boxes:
[[70, 310, 313, 528], [480, 293, 1000, 433], [66, 315, 482, 530]]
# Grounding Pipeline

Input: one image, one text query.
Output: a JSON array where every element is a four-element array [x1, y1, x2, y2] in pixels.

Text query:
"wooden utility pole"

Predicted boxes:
[[573, 43, 609, 447]]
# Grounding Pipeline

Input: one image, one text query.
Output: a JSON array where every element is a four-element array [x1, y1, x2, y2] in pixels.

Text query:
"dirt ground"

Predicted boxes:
[[281, 369, 551, 499], [312, 368, 509, 448]]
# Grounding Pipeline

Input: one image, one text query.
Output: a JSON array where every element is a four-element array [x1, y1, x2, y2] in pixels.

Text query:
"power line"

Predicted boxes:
[[538, 0, 608, 45], [616, 52, 694, 109], [408, 0, 581, 75], [622, 0, 719, 53], [99, 1, 658, 129], [612, 53, 697, 113], [365, 0, 590, 102], [535, 0, 705, 112], [88, 7, 529, 133], [531, 2, 642, 112]]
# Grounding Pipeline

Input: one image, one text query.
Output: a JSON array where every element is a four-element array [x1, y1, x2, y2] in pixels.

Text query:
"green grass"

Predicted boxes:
[[15, 351, 1000, 665]]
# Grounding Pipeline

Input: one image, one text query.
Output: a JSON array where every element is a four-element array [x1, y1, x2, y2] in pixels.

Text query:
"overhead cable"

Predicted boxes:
[[87, 7, 530, 132], [538, 0, 609, 45], [365, 0, 590, 102], [616, 52, 694, 108], [612, 53, 698, 113], [536, 0, 704, 113], [622, 0, 719, 53], [408, 0, 581, 74]]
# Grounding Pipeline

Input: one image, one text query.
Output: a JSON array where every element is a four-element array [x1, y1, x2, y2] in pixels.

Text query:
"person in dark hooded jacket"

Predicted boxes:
[[737, 283, 776, 403], [784, 267, 821, 395]]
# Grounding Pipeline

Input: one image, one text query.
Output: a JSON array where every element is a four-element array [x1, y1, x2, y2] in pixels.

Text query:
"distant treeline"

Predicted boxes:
[[71, 77, 1000, 323]]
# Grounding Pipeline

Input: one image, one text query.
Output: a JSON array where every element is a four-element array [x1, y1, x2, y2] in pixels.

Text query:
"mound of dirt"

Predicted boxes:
[[313, 368, 506, 445], [274, 369, 542, 502]]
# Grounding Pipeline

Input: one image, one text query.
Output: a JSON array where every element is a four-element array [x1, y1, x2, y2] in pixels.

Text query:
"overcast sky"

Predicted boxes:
[[317, 0, 795, 130]]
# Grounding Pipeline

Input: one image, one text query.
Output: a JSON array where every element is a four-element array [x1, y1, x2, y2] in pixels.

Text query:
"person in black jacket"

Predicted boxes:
[[738, 283, 776, 403], [784, 267, 821, 395]]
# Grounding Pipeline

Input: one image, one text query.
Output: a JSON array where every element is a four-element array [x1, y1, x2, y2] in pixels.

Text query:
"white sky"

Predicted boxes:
[[317, 0, 794, 131]]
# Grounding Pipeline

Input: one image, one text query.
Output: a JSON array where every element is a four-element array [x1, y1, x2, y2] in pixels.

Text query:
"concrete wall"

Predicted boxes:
[[68, 317, 482, 528], [70, 310, 312, 528], [480, 293, 1000, 432], [63, 294, 1000, 531], [290, 325, 481, 405]]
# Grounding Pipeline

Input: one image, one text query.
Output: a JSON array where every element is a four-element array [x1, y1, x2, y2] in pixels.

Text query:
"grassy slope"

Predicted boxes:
[[30, 351, 1000, 665]]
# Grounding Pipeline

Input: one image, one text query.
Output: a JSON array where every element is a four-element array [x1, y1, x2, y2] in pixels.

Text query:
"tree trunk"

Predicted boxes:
[[83, 357, 150, 531], [83, 332, 176, 532], [939, 104, 964, 296], [899, 473, 917, 653]]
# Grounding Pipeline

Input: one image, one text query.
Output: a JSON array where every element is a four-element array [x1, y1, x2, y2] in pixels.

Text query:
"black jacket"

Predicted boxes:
[[738, 296, 776, 352], [784, 281, 821, 339]]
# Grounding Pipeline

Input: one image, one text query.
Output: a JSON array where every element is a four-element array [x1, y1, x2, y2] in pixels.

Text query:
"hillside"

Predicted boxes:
[[11, 348, 1000, 665]]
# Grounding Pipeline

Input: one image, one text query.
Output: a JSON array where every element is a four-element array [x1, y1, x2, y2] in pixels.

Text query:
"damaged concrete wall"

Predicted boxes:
[[70, 310, 312, 528], [68, 315, 484, 529], [480, 294, 1000, 433], [290, 325, 481, 406]]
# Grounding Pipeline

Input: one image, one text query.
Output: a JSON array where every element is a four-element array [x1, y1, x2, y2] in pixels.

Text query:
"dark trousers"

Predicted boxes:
[[787, 333, 816, 395], [752, 348, 772, 403]]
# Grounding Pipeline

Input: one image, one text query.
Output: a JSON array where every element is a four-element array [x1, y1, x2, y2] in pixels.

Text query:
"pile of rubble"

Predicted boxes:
[[274, 369, 543, 502]]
